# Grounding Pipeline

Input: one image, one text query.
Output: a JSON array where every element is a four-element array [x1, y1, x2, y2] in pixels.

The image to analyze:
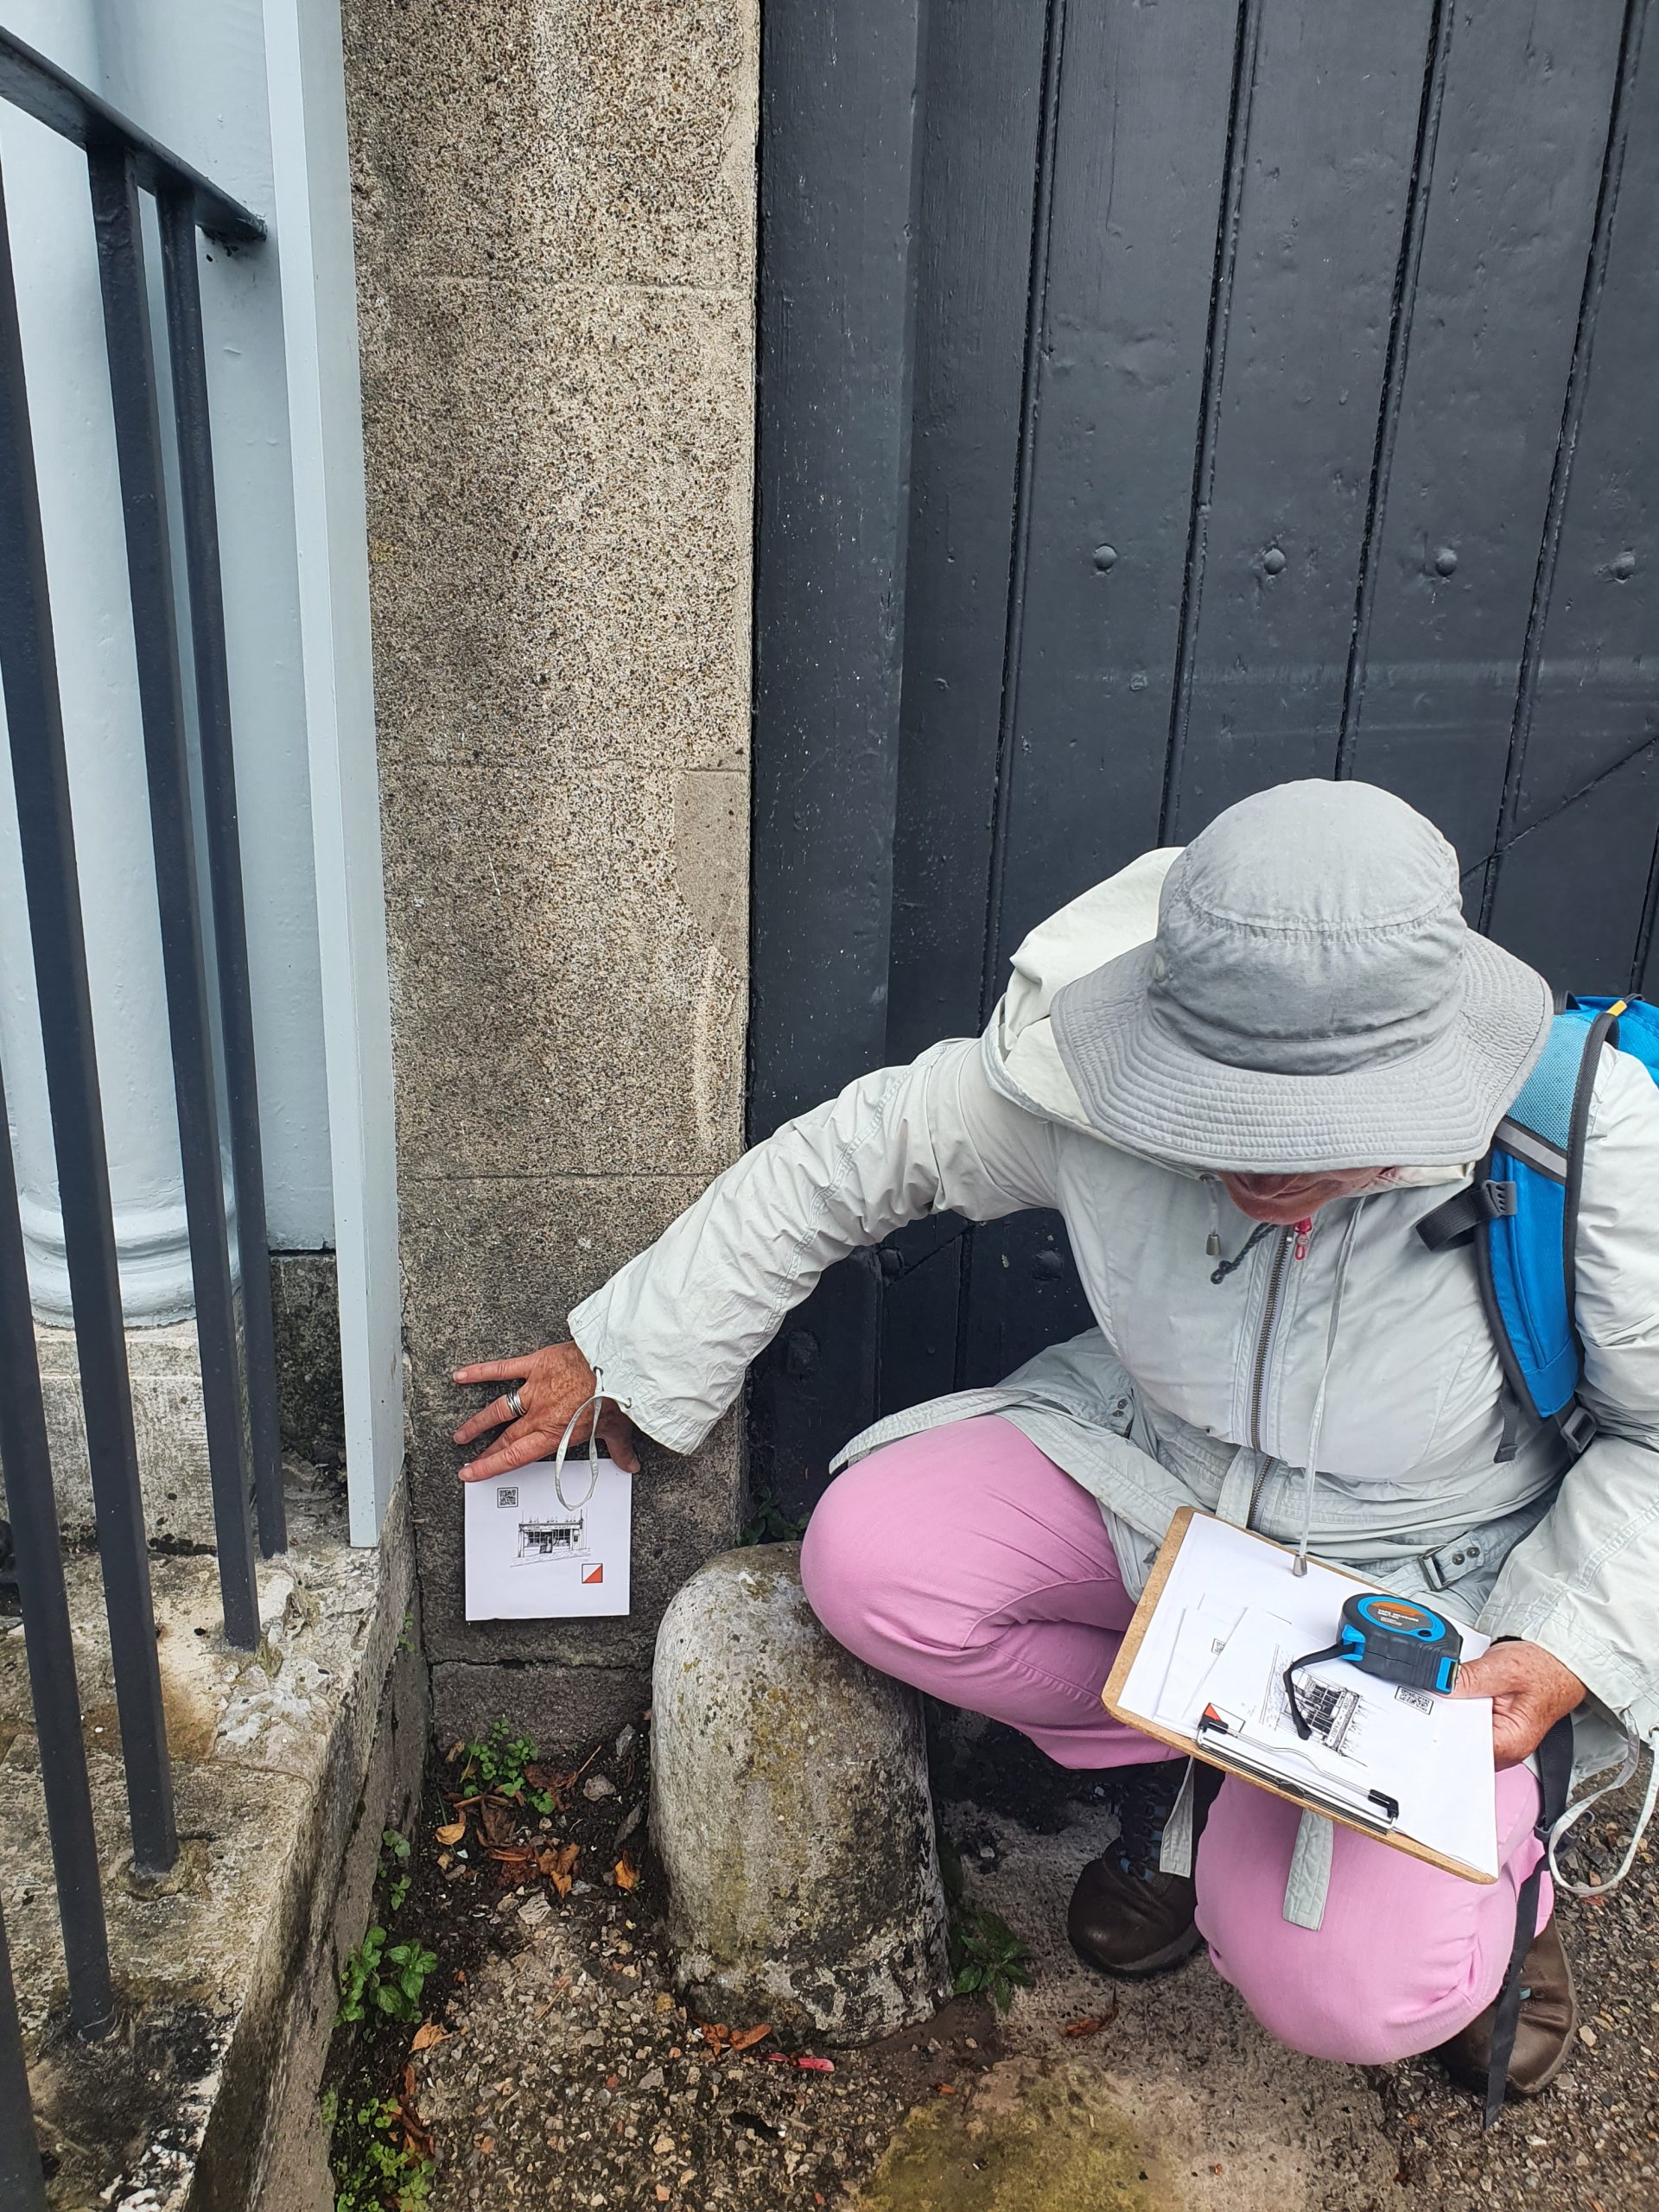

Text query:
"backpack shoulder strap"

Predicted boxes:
[[1419, 1001, 1626, 1460]]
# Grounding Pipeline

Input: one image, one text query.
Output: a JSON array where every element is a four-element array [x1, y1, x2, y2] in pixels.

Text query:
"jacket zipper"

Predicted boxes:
[[1247, 1217, 1313, 1456]]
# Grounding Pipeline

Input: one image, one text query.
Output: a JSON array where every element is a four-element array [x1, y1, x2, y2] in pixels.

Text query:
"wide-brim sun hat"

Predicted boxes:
[[1049, 780, 1554, 1173]]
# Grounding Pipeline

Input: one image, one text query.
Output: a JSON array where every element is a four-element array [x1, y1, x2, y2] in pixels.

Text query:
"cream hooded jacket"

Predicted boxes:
[[571, 852, 1659, 1828]]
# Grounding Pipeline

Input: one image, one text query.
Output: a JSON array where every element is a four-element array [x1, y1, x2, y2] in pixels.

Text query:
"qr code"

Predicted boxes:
[[1395, 1684, 1433, 1715], [496, 1486, 518, 1510]]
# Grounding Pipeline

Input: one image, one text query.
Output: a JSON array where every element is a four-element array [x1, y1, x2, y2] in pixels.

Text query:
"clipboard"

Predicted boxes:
[[1102, 1507, 1498, 1884]]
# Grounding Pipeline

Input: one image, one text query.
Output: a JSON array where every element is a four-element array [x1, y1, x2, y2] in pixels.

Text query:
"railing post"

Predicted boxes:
[[0, 153, 178, 1877], [0, 1056, 115, 2037], [157, 185, 286, 1559], [88, 139, 260, 1649], [0, 1897, 48, 2212]]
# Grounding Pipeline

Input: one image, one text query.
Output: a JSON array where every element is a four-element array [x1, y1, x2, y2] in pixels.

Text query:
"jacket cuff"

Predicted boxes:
[[1476, 1584, 1649, 1721], [566, 1288, 711, 1455]]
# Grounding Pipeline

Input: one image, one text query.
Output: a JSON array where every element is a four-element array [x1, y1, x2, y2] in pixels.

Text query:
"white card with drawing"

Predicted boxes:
[[464, 1451, 632, 1620]]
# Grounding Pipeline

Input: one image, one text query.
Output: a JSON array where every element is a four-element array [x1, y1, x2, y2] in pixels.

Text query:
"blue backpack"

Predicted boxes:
[[1419, 995, 1659, 1463]]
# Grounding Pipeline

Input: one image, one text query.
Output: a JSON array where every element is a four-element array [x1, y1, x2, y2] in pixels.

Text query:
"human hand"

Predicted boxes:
[[1452, 1639, 1585, 1768], [451, 1342, 640, 1482]]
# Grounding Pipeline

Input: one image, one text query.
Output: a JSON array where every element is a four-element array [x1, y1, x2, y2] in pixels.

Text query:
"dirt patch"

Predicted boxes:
[[322, 1709, 1010, 2210], [324, 1706, 1656, 2212]]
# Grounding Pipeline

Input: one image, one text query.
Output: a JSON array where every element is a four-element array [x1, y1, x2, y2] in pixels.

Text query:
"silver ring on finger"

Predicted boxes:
[[505, 1387, 525, 1421]]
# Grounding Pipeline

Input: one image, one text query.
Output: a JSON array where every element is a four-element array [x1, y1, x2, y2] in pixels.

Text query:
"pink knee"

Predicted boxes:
[[799, 1462, 896, 1669], [1197, 1769, 1548, 2065]]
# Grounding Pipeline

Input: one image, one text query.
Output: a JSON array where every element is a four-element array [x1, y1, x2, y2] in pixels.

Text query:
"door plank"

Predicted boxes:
[[1344, 0, 1628, 869], [886, 0, 1052, 1064], [1508, 3, 1659, 846], [1173, 0, 1435, 835], [985, 0, 1244, 979]]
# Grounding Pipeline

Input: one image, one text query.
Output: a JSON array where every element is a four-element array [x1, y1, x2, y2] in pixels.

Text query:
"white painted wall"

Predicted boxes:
[[0, 0, 404, 1536], [262, 0, 404, 1542], [0, 0, 334, 1259]]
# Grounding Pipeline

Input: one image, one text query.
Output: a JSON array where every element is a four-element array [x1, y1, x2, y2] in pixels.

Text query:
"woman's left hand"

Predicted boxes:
[[1452, 1639, 1585, 1767]]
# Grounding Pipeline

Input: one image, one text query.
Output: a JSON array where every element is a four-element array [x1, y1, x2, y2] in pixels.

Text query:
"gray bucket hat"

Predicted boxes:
[[1049, 781, 1554, 1172]]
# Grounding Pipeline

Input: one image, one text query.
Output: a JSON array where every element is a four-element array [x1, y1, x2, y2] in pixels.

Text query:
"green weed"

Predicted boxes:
[[940, 1840, 1034, 2013], [459, 1719, 555, 1815], [327, 2091, 434, 2212], [381, 1829, 411, 1913], [738, 1489, 810, 1546], [948, 1904, 1033, 2013], [337, 1923, 437, 2027]]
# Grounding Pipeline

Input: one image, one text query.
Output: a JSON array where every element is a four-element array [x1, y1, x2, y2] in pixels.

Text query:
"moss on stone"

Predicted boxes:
[[858, 2065, 1173, 2212]]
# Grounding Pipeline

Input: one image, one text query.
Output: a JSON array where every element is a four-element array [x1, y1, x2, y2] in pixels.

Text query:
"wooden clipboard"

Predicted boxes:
[[1102, 1506, 1496, 1883]]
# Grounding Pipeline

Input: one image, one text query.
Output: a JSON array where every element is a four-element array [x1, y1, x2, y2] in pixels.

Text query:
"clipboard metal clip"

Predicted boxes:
[[1196, 1707, 1401, 1828]]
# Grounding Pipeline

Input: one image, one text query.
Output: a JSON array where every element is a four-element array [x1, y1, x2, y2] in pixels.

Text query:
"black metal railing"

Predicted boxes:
[[0, 28, 283, 2199]]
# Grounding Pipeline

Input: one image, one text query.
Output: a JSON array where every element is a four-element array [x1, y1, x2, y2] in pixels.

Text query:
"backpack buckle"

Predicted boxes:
[[1478, 1179, 1517, 1218], [1556, 1401, 1599, 1457]]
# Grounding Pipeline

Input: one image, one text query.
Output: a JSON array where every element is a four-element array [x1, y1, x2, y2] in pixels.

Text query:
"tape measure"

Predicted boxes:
[[1283, 1592, 1463, 1739]]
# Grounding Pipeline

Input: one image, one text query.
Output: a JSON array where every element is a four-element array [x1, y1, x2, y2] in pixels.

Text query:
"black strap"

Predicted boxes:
[[1484, 1713, 1575, 2128], [1495, 1383, 1521, 1466], [1418, 1187, 1483, 1251], [1189, 1757, 1226, 1849], [1281, 1641, 1349, 1739], [1418, 1178, 1520, 1254]]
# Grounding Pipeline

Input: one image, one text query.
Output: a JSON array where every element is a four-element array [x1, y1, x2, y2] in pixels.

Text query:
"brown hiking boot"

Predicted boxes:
[[1067, 1763, 1219, 1977], [1433, 1917, 1578, 2101]]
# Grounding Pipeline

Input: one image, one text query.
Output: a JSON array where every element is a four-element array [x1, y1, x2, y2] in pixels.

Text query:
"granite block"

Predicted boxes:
[[382, 759, 746, 1179], [343, 0, 757, 296], [356, 276, 753, 775]]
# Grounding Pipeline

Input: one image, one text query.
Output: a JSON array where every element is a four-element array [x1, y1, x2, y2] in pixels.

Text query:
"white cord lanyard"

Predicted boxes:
[[550, 1363, 608, 1514], [1548, 1726, 1659, 1899]]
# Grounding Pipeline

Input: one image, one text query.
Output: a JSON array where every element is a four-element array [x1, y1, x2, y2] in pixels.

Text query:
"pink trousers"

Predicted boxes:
[[799, 1416, 1548, 2066]]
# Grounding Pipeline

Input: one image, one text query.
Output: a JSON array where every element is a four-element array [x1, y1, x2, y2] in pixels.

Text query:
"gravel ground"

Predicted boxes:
[[330, 1710, 1656, 2212], [411, 1894, 1002, 2210], [1368, 1778, 1659, 2211]]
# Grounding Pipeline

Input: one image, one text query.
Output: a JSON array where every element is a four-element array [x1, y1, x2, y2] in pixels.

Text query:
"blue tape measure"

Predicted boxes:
[[1283, 1591, 1463, 1739]]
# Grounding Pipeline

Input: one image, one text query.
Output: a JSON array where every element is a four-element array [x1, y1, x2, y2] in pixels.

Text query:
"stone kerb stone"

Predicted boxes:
[[651, 1543, 950, 2046]]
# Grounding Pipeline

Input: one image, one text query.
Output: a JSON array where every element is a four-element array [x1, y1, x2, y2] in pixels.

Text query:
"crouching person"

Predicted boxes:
[[453, 782, 1659, 2105]]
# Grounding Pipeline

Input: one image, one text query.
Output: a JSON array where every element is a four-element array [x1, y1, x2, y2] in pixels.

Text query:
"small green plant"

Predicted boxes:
[[460, 1719, 554, 1815], [381, 1828, 411, 1913], [327, 2092, 434, 2212], [337, 1923, 437, 2027], [948, 1903, 1033, 2013], [396, 1612, 415, 1655], [738, 1489, 810, 1546]]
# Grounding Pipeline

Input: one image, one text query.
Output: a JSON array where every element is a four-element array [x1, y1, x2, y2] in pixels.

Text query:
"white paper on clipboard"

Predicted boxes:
[[1113, 1512, 1499, 1879], [464, 1452, 632, 1620]]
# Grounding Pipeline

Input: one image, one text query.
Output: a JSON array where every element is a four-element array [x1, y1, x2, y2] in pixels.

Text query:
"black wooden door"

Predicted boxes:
[[749, 0, 1659, 1510]]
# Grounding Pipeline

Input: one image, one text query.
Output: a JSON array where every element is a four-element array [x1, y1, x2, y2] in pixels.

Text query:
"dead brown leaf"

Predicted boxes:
[[1062, 1994, 1119, 2037], [541, 1841, 579, 1897], [397, 2065, 434, 2162], [478, 1797, 514, 1847], [613, 1852, 639, 1891], [488, 1846, 537, 1885], [434, 1818, 467, 1846], [410, 2023, 448, 2053], [727, 2023, 772, 2052]]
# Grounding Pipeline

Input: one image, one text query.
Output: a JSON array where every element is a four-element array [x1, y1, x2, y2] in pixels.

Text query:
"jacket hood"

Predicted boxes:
[[979, 849, 1470, 1187]]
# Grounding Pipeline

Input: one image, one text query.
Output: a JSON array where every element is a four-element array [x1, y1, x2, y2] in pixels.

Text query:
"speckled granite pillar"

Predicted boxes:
[[340, 0, 756, 1745]]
